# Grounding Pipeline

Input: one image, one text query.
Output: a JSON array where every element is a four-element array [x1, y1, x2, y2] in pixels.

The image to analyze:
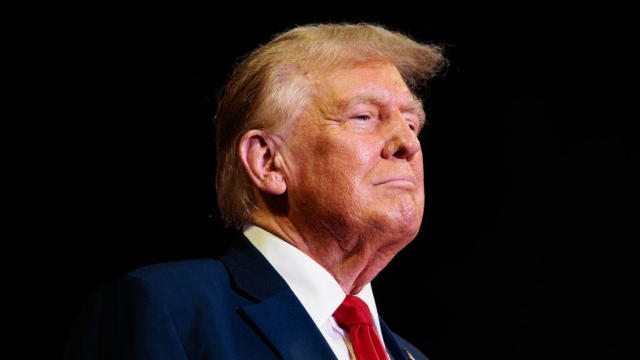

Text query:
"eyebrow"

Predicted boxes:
[[337, 93, 426, 128]]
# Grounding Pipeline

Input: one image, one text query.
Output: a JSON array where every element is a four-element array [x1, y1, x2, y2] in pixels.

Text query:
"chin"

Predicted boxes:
[[391, 215, 422, 239], [373, 199, 423, 239]]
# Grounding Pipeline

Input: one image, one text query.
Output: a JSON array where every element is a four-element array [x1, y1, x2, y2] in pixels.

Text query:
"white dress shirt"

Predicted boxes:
[[243, 224, 391, 360]]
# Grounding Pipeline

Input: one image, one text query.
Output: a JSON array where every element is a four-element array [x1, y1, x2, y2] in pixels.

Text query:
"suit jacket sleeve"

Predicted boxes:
[[65, 275, 188, 360]]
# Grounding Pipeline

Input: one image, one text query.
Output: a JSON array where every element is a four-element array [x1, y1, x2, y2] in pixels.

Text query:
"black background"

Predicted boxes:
[[3, 2, 636, 359]]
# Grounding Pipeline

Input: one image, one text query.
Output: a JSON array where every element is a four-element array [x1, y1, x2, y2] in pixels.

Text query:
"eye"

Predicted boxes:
[[351, 114, 371, 121]]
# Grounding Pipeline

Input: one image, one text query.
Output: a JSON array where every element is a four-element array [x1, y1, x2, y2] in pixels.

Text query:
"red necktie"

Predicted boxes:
[[333, 295, 388, 360]]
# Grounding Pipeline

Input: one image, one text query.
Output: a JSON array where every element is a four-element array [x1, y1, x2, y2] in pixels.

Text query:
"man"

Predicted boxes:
[[66, 23, 445, 360]]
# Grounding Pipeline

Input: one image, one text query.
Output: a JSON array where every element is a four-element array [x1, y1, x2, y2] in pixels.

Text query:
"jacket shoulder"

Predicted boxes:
[[66, 258, 240, 360], [120, 258, 233, 305], [126, 258, 225, 283]]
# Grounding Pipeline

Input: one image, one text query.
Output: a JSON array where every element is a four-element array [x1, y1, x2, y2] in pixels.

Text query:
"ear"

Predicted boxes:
[[238, 130, 287, 195]]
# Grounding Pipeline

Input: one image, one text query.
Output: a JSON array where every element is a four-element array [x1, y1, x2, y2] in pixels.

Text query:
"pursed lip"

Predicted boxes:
[[374, 175, 416, 186]]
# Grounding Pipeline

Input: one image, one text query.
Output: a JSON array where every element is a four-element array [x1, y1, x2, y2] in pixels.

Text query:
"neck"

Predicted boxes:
[[250, 211, 401, 294]]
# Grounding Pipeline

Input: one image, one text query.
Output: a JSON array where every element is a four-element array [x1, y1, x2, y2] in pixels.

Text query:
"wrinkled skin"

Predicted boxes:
[[252, 61, 425, 294]]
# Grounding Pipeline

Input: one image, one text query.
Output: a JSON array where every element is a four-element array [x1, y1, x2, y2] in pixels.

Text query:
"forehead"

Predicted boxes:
[[314, 62, 422, 113], [308, 62, 425, 122]]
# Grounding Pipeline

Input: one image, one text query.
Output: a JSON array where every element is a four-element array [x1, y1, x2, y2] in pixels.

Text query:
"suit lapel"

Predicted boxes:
[[241, 290, 337, 360], [380, 318, 410, 360], [220, 234, 338, 360], [219, 232, 288, 300]]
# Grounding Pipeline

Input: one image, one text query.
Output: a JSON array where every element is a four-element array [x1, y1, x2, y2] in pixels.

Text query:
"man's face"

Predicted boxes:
[[280, 61, 425, 247]]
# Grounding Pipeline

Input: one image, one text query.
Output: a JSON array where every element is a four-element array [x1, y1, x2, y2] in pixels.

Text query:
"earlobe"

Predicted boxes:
[[238, 130, 287, 195]]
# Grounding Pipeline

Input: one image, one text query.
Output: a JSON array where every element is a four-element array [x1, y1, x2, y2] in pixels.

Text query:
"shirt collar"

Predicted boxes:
[[242, 224, 383, 335]]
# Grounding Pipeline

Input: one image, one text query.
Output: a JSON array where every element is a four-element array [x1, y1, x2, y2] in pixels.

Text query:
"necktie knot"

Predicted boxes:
[[333, 295, 375, 327], [333, 295, 388, 360]]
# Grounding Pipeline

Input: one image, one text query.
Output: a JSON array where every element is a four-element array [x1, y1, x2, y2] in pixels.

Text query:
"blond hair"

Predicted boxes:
[[215, 23, 447, 228]]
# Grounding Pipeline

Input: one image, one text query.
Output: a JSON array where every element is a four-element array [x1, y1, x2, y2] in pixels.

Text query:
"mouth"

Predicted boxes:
[[374, 175, 416, 186]]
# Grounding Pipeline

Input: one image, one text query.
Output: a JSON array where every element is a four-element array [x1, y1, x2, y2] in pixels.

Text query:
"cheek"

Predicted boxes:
[[322, 135, 377, 174], [351, 136, 385, 168], [413, 152, 424, 179]]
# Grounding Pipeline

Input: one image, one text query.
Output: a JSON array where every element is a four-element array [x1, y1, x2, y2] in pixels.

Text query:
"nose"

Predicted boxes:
[[381, 112, 421, 160]]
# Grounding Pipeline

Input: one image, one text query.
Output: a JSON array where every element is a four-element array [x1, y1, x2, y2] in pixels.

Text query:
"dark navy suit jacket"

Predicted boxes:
[[65, 234, 428, 360]]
